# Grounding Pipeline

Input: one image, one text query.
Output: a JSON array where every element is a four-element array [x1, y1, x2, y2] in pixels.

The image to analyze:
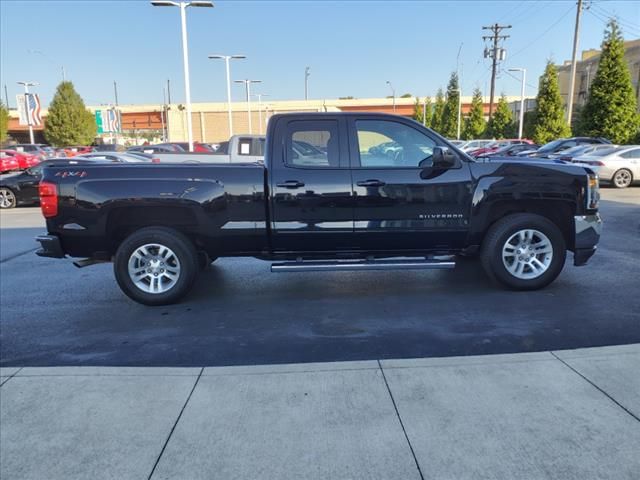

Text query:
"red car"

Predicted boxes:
[[468, 139, 534, 158], [0, 152, 21, 174], [0, 149, 41, 169], [64, 146, 94, 157]]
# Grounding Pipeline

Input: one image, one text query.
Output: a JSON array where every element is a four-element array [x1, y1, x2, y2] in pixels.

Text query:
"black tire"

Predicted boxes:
[[480, 213, 566, 290], [612, 168, 633, 188], [114, 226, 199, 306], [0, 187, 17, 209]]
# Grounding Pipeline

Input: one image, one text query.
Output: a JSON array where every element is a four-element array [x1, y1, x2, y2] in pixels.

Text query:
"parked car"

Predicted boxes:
[[74, 152, 160, 163], [480, 143, 540, 157], [458, 139, 494, 152], [547, 144, 617, 162], [36, 112, 601, 305], [0, 149, 41, 169], [573, 145, 640, 188], [170, 142, 215, 153], [93, 144, 126, 152], [0, 158, 122, 209], [525, 137, 612, 158], [153, 135, 265, 164], [0, 151, 21, 174], [13, 143, 49, 160], [128, 144, 182, 154], [468, 139, 534, 157], [64, 146, 95, 157]]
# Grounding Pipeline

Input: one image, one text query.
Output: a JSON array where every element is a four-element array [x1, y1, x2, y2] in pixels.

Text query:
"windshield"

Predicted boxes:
[[537, 139, 565, 153]]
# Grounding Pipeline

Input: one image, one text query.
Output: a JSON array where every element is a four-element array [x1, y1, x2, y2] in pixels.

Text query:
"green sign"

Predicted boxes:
[[95, 110, 104, 134]]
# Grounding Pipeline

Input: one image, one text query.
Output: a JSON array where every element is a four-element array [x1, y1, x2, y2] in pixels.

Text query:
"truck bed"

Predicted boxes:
[[41, 162, 269, 258]]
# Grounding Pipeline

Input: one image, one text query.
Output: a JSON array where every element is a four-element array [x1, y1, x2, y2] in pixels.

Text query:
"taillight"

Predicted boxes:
[[39, 181, 58, 218], [152, 157, 161, 163]]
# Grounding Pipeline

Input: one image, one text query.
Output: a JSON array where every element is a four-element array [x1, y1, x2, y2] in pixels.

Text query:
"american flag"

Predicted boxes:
[[107, 109, 120, 133], [26, 94, 42, 126]]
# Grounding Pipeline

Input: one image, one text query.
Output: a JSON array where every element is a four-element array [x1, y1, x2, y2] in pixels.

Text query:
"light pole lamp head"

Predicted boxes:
[[188, 1, 214, 6], [208, 54, 244, 60]]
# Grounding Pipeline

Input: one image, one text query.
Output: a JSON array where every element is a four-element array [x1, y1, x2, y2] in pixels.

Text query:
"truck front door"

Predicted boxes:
[[348, 117, 473, 251], [269, 117, 354, 252]]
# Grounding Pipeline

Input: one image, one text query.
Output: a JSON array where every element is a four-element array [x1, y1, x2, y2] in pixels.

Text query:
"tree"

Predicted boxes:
[[531, 61, 571, 144], [44, 81, 96, 146], [577, 19, 640, 143], [0, 101, 8, 144], [400, 93, 413, 98], [487, 94, 515, 139], [413, 96, 432, 127], [431, 89, 445, 133], [462, 88, 486, 140], [440, 72, 460, 138], [522, 110, 537, 140]]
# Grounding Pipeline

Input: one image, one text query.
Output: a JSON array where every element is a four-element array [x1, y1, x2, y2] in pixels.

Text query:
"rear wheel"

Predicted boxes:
[[612, 168, 632, 188], [114, 227, 198, 305], [481, 213, 566, 290], [0, 188, 16, 209]]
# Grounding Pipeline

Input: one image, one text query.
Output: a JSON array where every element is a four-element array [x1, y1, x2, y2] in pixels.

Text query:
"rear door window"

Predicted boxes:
[[286, 120, 341, 168]]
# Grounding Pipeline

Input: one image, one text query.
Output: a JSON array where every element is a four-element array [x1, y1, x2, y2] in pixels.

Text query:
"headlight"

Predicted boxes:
[[587, 173, 599, 210]]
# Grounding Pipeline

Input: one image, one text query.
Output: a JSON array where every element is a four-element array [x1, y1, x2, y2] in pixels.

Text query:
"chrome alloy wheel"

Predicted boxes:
[[502, 229, 553, 280], [127, 243, 181, 294], [613, 169, 632, 188], [0, 188, 16, 209]]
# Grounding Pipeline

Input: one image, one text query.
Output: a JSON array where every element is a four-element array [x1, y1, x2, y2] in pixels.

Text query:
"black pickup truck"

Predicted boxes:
[[36, 113, 602, 305]]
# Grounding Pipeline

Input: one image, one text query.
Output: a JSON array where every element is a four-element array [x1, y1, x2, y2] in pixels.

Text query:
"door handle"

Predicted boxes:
[[356, 179, 386, 187], [276, 180, 305, 189]]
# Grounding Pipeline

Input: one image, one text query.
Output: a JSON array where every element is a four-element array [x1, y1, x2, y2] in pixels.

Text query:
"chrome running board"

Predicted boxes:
[[271, 258, 456, 273]]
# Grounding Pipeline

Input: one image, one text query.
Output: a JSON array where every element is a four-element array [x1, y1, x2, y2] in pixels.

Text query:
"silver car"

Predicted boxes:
[[573, 145, 640, 188], [73, 152, 159, 163]]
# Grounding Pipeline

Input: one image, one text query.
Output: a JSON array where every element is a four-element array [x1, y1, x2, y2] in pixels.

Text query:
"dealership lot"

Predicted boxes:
[[0, 188, 639, 368]]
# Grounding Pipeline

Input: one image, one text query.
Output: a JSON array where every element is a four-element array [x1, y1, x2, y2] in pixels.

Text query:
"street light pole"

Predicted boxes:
[[386, 81, 395, 112], [253, 93, 269, 134], [151, 1, 214, 151], [508, 68, 526, 140], [209, 54, 245, 138], [304, 67, 310, 100], [235, 79, 261, 134], [17, 81, 38, 144]]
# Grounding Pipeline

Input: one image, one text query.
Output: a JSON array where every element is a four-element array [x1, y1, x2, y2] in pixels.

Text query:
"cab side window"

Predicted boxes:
[[286, 120, 340, 168], [355, 120, 437, 168]]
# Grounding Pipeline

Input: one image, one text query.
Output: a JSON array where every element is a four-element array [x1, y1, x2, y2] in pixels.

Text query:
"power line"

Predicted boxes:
[[589, 5, 640, 35], [508, 4, 576, 61], [590, 3, 640, 33]]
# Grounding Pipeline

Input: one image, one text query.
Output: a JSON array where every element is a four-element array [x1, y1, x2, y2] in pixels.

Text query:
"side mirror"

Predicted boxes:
[[432, 146, 457, 168]]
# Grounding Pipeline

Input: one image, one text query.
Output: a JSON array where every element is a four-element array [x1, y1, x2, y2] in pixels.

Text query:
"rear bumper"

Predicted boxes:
[[35, 234, 65, 259], [573, 214, 602, 266]]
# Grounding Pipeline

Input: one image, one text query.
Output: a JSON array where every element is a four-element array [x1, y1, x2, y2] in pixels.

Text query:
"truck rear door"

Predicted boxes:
[[269, 116, 354, 252], [347, 116, 473, 250]]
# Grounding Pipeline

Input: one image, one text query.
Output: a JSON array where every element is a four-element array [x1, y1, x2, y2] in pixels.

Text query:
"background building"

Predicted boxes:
[[557, 38, 640, 121], [6, 95, 529, 144]]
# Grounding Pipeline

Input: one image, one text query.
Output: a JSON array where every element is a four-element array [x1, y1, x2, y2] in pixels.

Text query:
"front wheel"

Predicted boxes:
[[481, 213, 566, 290], [0, 188, 16, 209], [114, 227, 199, 305]]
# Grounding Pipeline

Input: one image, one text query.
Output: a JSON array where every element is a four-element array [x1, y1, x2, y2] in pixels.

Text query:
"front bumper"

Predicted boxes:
[[573, 214, 602, 266], [35, 234, 65, 259]]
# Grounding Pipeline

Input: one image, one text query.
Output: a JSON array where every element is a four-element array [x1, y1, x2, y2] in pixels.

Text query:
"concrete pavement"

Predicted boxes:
[[1, 345, 639, 480]]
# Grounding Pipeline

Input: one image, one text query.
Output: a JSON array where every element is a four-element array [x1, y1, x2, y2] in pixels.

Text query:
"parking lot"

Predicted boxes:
[[1, 188, 639, 368]]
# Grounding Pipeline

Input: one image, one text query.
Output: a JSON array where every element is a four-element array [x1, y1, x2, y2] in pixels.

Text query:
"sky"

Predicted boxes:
[[1, 0, 639, 108]]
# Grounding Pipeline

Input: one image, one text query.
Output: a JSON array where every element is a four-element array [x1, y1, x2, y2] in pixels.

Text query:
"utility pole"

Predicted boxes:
[[304, 67, 310, 100], [234, 79, 261, 134], [167, 79, 172, 104], [482, 23, 511, 119], [566, 0, 583, 126], [4, 85, 9, 108], [17, 81, 38, 144], [113, 81, 120, 144]]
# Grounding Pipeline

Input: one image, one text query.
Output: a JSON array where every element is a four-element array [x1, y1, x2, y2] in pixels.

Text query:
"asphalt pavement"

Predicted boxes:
[[1, 188, 639, 367]]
